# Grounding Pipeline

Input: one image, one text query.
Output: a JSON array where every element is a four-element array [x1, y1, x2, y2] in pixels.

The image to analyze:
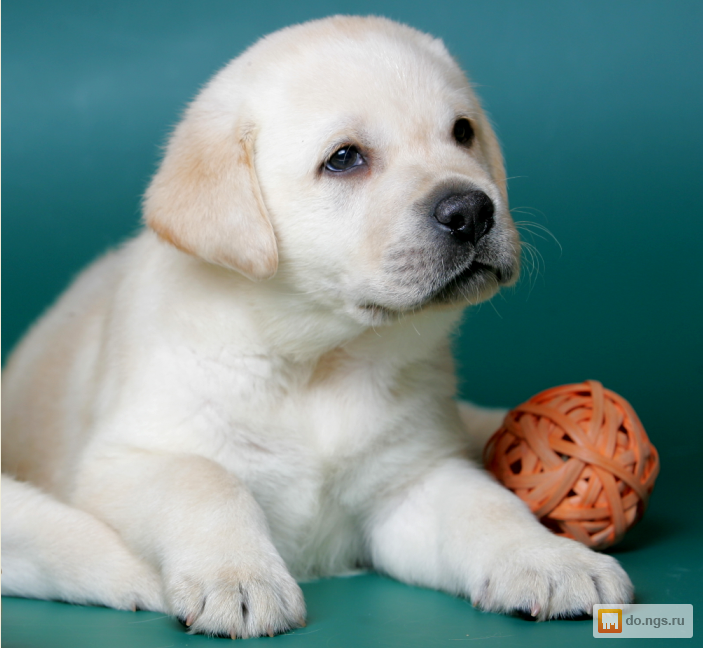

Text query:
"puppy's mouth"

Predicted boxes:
[[447, 259, 504, 287], [428, 259, 508, 304], [358, 258, 515, 321]]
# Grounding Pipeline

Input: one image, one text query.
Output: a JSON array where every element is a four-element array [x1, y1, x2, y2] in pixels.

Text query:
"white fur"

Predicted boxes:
[[1, 16, 632, 638]]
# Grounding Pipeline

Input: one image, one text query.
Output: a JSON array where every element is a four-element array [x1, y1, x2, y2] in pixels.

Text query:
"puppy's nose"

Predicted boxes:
[[433, 191, 495, 245]]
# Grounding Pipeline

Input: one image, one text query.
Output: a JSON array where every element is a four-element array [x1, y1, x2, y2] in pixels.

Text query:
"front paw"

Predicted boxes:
[[165, 556, 306, 638], [470, 535, 633, 620]]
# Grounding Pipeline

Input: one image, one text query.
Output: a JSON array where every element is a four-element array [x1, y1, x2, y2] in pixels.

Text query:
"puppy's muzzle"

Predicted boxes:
[[433, 190, 495, 245]]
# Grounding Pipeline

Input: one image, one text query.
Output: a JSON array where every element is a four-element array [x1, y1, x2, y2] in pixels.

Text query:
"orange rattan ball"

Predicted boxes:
[[483, 380, 659, 550]]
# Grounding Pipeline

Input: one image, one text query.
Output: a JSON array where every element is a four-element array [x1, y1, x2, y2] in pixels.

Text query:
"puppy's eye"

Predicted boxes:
[[325, 145, 365, 172], [453, 118, 475, 146]]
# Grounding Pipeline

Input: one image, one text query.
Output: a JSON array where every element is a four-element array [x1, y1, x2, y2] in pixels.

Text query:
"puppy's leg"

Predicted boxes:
[[73, 450, 305, 638], [368, 458, 633, 619], [1, 475, 165, 611], [457, 400, 506, 454]]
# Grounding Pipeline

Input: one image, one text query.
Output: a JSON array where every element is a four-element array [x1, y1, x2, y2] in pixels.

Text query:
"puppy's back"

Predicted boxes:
[[2, 241, 131, 496]]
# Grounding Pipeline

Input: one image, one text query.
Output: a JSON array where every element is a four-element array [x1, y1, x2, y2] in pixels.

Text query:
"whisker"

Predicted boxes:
[[514, 221, 562, 254], [510, 205, 548, 220], [486, 287, 504, 319]]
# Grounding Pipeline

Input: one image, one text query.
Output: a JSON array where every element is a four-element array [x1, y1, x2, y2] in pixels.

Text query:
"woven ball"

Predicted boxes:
[[483, 380, 659, 550]]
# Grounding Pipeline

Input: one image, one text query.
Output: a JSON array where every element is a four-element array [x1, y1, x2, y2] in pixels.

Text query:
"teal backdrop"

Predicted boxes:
[[3, 1, 702, 647]]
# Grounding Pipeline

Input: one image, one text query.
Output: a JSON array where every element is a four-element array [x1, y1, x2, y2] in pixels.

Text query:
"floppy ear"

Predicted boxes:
[[475, 112, 508, 207], [143, 107, 278, 281]]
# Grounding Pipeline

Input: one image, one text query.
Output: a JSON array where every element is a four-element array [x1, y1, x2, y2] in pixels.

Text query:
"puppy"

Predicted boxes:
[[1, 15, 633, 638]]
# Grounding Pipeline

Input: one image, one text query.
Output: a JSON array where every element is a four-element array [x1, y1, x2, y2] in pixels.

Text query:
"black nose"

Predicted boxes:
[[433, 191, 495, 245]]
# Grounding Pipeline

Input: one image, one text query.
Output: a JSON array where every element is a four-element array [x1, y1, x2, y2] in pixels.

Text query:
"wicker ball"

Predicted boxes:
[[483, 380, 659, 550]]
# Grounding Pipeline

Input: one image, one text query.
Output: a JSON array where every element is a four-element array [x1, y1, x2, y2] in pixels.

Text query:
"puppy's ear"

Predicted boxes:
[[144, 111, 278, 281], [475, 113, 508, 207]]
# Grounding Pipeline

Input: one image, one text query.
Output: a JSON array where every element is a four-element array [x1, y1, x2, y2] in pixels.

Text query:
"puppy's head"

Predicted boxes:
[[144, 16, 520, 326]]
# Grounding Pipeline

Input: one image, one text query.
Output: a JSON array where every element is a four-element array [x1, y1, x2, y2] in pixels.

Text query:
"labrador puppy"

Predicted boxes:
[[1, 15, 633, 639]]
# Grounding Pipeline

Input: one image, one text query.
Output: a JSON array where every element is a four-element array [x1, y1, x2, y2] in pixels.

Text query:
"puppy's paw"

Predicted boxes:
[[96, 554, 167, 613], [470, 535, 633, 620], [165, 557, 305, 638]]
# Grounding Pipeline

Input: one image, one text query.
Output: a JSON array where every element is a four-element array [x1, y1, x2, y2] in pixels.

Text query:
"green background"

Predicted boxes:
[[3, 1, 702, 646]]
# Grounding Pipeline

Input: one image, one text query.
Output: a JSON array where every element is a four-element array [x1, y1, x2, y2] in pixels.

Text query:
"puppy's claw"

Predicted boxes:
[[299, 617, 307, 628], [531, 604, 541, 618], [230, 629, 237, 640], [130, 603, 137, 612], [267, 627, 274, 637], [185, 614, 195, 627]]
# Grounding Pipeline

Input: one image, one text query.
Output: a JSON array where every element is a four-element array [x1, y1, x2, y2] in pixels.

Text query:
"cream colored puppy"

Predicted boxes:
[[1, 16, 633, 638]]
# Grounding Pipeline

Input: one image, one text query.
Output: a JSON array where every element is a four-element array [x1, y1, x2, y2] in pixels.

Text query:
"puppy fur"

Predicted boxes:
[[2, 16, 633, 638]]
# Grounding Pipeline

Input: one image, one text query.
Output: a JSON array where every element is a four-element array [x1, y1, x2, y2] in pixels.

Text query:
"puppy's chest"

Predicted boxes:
[[205, 358, 405, 575], [220, 383, 398, 498], [203, 351, 405, 462]]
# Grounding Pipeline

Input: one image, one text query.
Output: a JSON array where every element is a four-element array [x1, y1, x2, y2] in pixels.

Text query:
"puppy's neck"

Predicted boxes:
[[151, 233, 464, 367], [251, 278, 465, 367]]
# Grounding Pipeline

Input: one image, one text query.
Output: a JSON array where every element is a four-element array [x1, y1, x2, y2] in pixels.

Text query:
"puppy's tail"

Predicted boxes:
[[1, 474, 165, 612]]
